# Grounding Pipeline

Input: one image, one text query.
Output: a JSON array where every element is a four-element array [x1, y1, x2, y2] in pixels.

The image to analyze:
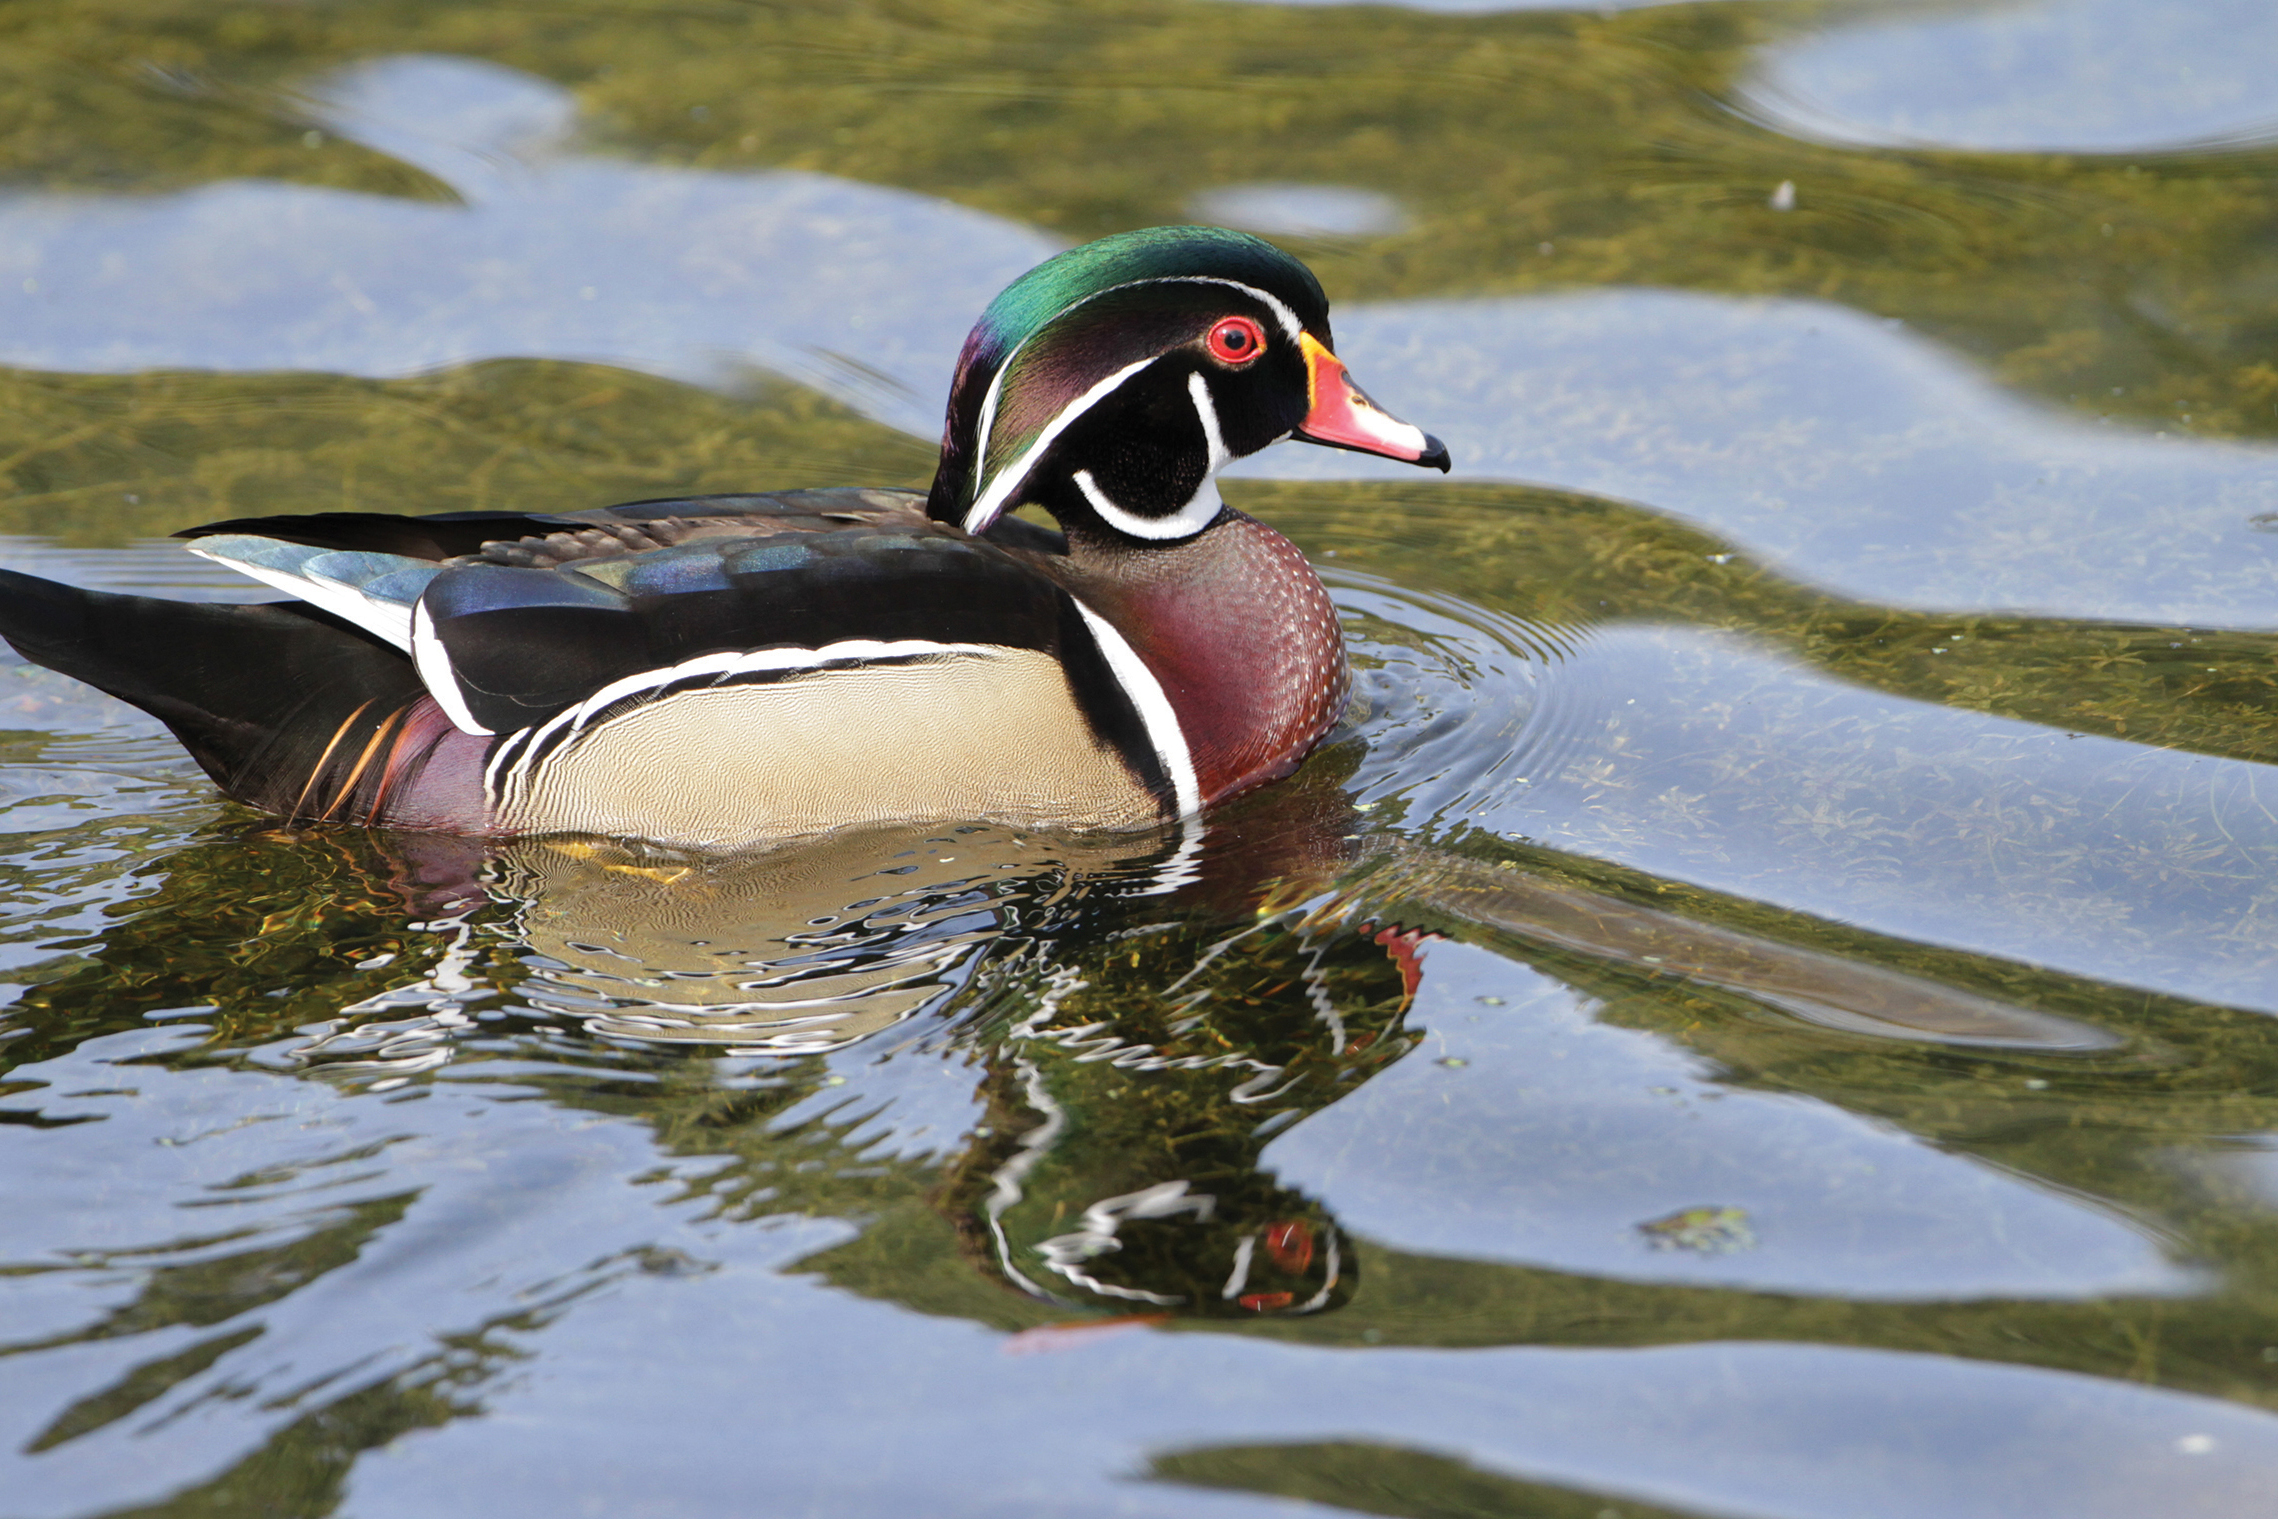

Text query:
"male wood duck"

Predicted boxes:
[[0, 226, 1448, 849]]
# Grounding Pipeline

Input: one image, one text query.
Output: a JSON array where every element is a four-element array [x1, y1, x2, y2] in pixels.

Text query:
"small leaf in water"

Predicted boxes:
[[1640, 1206, 1757, 1255]]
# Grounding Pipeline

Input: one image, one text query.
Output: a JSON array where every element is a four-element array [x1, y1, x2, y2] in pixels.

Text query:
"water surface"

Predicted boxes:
[[5, 3, 2278, 1516]]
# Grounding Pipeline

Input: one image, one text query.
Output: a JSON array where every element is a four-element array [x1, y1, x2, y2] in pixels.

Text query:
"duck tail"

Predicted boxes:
[[0, 568, 436, 820]]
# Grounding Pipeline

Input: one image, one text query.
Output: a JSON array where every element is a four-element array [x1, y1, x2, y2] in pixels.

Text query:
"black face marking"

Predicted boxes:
[[935, 280, 1317, 537], [1056, 362, 1215, 518], [1019, 330, 1311, 544]]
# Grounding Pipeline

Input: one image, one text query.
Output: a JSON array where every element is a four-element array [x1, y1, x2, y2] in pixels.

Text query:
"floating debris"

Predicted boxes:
[[1640, 1205, 1758, 1254]]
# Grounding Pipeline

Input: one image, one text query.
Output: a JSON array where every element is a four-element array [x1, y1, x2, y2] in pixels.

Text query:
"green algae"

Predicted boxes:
[[3, 0, 2276, 438]]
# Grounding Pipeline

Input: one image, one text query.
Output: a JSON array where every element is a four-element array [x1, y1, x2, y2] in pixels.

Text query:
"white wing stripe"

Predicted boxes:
[[187, 541, 423, 651], [410, 598, 493, 736]]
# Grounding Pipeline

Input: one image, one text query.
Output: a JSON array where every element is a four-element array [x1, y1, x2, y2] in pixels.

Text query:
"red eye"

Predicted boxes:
[[1206, 315, 1266, 365]]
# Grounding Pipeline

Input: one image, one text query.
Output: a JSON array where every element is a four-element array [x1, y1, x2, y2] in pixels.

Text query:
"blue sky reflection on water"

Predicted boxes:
[[1443, 624, 2278, 1014], [9, 55, 2278, 628], [1262, 936, 2188, 1296], [0, 1023, 2262, 1519], [0, 57, 1051, 436], [1743, 0, 2278, 154]]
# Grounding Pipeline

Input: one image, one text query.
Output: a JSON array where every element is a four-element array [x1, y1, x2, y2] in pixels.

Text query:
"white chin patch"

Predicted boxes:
[[1068, 369, 1233, 542], [1072, 469, 1224, 542]]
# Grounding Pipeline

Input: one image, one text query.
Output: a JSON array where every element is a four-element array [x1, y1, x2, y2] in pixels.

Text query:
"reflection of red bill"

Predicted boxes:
[[1296, 333, 1451, 471], [1362, 920, 1434, 1008]]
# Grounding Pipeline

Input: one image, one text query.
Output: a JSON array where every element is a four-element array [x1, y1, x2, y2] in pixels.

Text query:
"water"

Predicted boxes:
[[5, 2, 2278, 1515]]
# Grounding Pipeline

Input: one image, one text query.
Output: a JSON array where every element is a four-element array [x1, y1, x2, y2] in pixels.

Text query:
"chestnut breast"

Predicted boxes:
[[1043, 512, 1350, 806]]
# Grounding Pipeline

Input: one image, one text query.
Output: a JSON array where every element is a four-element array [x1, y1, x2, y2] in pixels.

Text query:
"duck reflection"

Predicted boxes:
[[935, 905, 1425, 1318], [285, 758, 1406, 1317], [8, 725, 2141, 1333], [271, 733, 2130, 1321], [492, 829, 1097, 1054]]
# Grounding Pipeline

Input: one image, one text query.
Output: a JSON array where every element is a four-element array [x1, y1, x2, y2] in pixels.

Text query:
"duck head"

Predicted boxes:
[[925, 226, 1449, 544]]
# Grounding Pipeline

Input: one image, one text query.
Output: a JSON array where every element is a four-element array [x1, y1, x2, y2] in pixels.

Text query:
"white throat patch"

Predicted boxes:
[[1066, 371, 1231, 542]]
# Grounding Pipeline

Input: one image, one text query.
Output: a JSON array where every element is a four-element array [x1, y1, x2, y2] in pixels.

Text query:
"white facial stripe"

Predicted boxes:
[[1188, 370, 1229, 470], [1160, 276, 1305, 344], [1072, 469, 1224, 542], [962, 273, 1309, 531], [410, 598, 493, 736], [964, 355, 1155, 535], [1072, 601, 1200, 819]]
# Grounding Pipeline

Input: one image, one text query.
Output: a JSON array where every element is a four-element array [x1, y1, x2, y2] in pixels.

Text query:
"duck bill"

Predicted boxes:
[[1294, 334, 1451, 472]]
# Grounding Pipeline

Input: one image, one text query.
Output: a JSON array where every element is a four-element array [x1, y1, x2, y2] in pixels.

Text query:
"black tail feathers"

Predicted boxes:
[[0, 568, 429, 815]]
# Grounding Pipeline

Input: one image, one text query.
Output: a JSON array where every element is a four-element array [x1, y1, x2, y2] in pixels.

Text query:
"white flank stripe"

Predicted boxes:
[[188, 543, 417, 651], [481, 724, 533, 800], [561, 639, 995, 734], [410, 598, 493, 736], [1072, 602, 1200, 820]]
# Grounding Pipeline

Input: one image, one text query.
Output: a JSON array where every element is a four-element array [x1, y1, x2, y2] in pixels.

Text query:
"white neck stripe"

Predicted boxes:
[[1072, 601, 1201, 819], [962, 273, 1307, 532]]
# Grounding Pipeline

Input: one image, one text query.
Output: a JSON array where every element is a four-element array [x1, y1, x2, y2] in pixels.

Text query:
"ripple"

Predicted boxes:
[[1332, 569, 1577, 837], [1244, 290, 2278, 629]]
